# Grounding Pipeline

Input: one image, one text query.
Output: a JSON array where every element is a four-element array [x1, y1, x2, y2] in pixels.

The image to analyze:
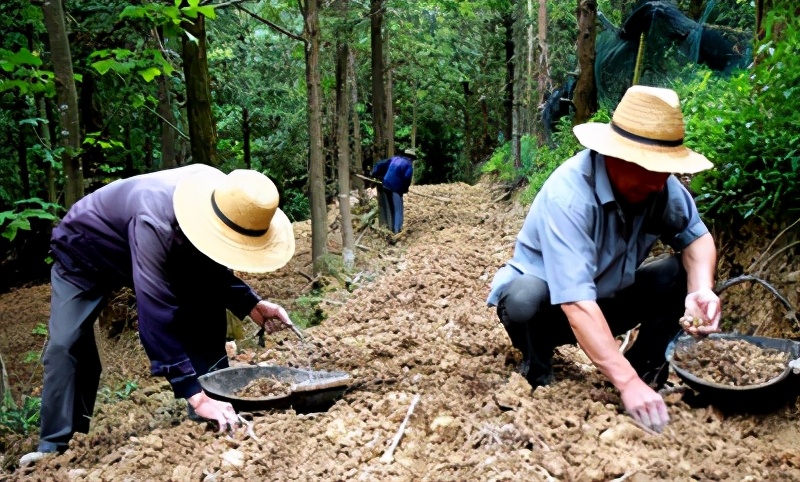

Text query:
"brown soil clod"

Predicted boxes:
[[672, 338, 790, 386], [234, 377, 291, 398]]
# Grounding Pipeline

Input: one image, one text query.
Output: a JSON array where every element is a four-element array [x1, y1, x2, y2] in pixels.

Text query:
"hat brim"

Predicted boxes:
[[573, 123, 713, 174], [173, 169, 295, 273]]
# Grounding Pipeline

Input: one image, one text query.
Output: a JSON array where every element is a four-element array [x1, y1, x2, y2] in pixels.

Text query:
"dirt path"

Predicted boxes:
[[2, 180, 800, 481]]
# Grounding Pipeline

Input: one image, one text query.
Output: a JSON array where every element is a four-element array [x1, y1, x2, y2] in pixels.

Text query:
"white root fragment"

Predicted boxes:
[[380, 394, 421, 463]]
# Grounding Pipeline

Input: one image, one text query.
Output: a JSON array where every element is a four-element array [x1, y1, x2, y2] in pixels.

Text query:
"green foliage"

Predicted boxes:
[[679, 7, 800, 223], [290, 291, 326, 329], [0, 198, 61, 241], [0, 48, 54, 96], [481, 142, 516, 181], [31, 323, 47, 336], [520, 115, 592, 206], [97, 380, 138, 403], [22, 351, 40, 364], [89, 48, 174, 82], [0, 393, 41, 435]]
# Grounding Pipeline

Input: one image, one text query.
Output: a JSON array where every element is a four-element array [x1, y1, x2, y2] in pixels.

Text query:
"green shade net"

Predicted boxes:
[[595, 0, 752, 105]]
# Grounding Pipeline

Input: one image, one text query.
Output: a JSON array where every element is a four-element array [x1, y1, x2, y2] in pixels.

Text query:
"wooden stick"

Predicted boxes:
[[380, 394, 421, 463], [354, 174, 451, 203]]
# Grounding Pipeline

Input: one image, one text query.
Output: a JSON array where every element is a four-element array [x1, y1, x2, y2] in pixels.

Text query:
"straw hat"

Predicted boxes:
[[573, 85, 712, 174], [403, 148, 417, 159], [173, 167, 295, 273]]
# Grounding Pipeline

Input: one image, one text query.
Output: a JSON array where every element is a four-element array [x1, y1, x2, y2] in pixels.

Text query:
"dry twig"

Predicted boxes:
[[380, 394, 421, 463]]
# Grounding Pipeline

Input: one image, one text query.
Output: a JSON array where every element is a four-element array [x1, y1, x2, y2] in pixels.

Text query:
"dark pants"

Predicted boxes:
[[496, 255, 685, 388], [377, 187, 404, 234], [38, 265, 228, 453]]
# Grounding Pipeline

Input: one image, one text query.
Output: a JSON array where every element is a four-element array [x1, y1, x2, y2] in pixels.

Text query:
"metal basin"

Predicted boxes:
[[665, 333, 800, 411], [198, 365, 351, 412]]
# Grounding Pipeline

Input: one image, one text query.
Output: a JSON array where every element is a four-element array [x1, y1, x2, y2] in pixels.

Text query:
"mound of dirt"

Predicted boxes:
[[2, 180, 800, 481]]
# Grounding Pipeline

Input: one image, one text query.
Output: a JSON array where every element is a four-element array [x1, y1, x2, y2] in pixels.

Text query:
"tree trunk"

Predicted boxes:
[[385, 26, 394, 158], [157, 73, 177, 168], [536, 0, 550, 145], [301, 0, 328, 274], [348, 50, 365, 196], [573, 0, 598, 125], [41, 0, 83, 208], [181, 11, 218, 167], [335, 2, 355, 269], [370, 0, 387, 162], [0, 350, 9, 404], [503, 12, 514, 146], [512, 2, 524, 168], [243, 107, 251, 169], [462, 81, 472, 163], [386, 66, 394, 158]]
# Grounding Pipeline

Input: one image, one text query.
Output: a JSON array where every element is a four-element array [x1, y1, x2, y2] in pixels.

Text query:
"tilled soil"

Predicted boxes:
[[2, 180, 800, 481]]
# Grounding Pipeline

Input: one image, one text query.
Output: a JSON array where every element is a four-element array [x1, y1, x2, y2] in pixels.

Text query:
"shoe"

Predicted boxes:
[[19, 451, 55, 467]]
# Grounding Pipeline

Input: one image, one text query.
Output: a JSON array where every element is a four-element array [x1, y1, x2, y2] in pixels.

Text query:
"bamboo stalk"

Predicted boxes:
[[632, 31, 646, 85]]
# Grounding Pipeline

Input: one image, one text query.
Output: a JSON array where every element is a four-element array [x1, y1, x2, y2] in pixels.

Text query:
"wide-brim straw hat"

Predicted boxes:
[[573, 85, 713, 174], [174, 167, 295, 273]]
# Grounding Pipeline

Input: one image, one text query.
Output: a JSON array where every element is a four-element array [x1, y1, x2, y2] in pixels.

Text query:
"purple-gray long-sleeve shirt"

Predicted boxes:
[[51, 165, 261, 398]]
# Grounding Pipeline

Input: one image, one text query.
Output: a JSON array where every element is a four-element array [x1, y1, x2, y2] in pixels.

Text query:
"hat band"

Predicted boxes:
[[611, 122, 684, 148], [211, 192, 269, 237]]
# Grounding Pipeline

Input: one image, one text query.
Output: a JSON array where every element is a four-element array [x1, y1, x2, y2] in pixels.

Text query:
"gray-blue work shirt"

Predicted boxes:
[[487, 149, 708, 307]]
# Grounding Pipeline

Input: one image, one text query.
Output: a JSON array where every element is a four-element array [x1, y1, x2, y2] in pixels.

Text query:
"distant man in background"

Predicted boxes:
[[22, 165, 299, 466], [371, 148, 416, 234], [487, 86, 721, 434]]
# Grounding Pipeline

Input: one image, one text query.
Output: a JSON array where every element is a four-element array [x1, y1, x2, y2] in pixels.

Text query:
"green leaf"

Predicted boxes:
[[91, 59, 117, 75], [139, 67, 161, 82]]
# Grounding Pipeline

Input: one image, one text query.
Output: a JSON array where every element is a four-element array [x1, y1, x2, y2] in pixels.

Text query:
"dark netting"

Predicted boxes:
[[595, 0, 752, 105]]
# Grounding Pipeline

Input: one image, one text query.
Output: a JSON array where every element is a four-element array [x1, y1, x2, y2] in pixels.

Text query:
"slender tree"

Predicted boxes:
[[370, 0, 388, 161], [181, 8, 217, 166], [536, 0, 550, 145], [41, 0, 83, 207], [336, 0, 355, 269], [300, 0, 328, 273], [348, 50, 365, 196], [573, 0, 598, 125]]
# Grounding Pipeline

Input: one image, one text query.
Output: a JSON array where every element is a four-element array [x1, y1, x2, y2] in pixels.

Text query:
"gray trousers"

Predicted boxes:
[[496, 255, 686, 388], [38, 266, 106, 453], [38, 263, 231, 452]]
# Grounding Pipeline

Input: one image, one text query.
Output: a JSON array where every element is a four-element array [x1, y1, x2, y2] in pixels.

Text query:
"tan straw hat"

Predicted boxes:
[[573, 85, 713, 174], [173, 167, 295, 273]]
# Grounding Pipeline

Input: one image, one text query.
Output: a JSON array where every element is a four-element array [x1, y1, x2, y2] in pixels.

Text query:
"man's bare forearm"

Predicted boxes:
[[562, 301, 639, 389]]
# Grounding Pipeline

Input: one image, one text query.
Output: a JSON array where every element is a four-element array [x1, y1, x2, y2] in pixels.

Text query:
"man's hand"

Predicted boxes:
[[187, 391, 239, 432], [250, 300, 295, 334], [682, 288, 721, 336], [619, 378, 670, 433]]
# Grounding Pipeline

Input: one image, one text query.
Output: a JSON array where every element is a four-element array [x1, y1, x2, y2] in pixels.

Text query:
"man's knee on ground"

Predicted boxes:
[[501, 276, 548, 325]]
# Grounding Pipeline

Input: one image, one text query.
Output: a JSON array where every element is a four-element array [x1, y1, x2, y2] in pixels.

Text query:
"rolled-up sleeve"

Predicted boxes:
[[660, 178, 709, 251], [129, 216, 201, 399]]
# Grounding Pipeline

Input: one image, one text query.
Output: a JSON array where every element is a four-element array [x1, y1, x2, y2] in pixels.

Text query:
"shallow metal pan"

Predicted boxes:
[[199, 365, 351, 412], [665, 333, 800, 411]]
